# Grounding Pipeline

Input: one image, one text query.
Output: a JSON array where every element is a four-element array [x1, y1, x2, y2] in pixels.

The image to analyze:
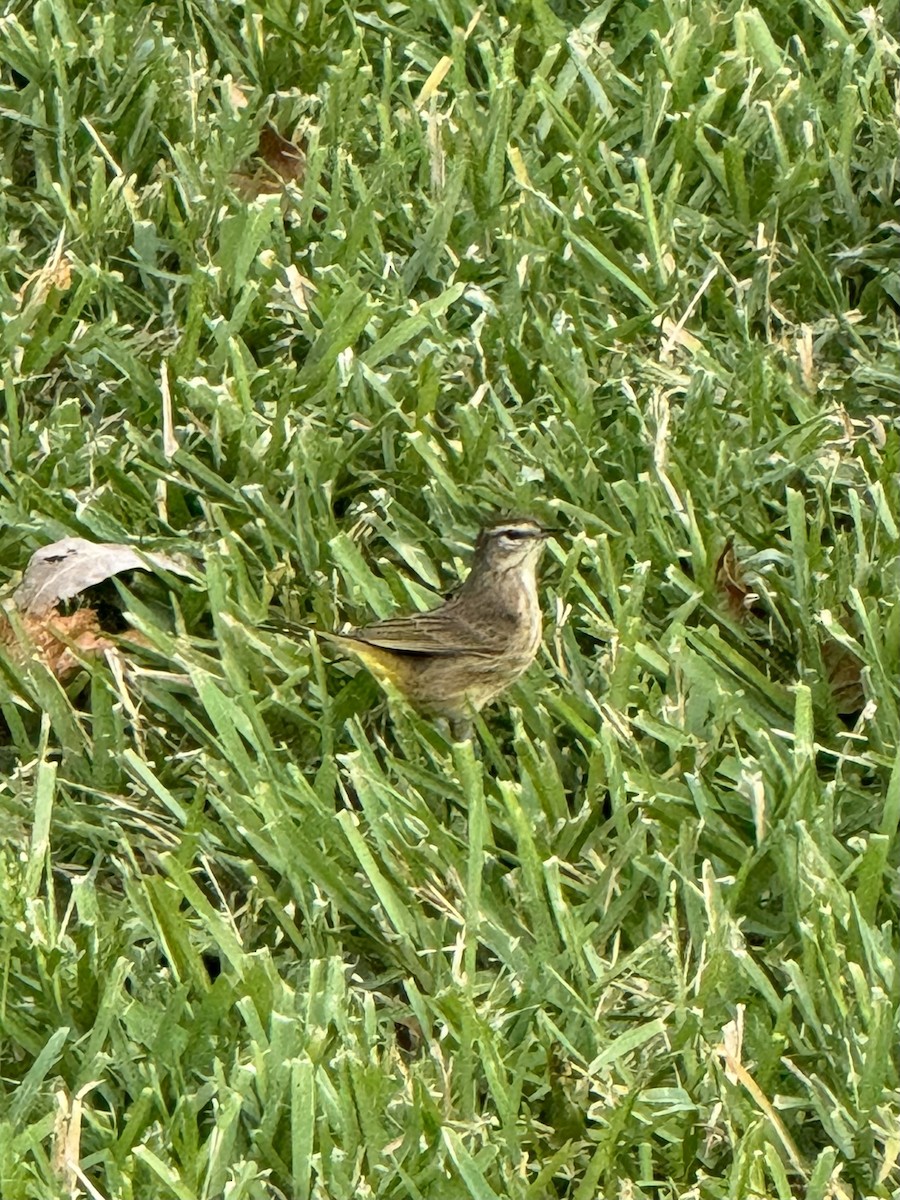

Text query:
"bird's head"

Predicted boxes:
[[471, 517, 553, 575]]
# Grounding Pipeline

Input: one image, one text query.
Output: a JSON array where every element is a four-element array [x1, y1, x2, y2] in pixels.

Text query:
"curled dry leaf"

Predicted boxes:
[[1, 537, 193, 682], [13, 536, 193, 617]]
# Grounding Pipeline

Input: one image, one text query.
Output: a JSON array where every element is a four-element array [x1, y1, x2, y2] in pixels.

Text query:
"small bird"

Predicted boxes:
[[323, 517, 553, 739]]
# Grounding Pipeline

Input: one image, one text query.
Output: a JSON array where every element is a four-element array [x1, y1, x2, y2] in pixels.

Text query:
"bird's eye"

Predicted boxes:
[[503, 529, 529, 540]]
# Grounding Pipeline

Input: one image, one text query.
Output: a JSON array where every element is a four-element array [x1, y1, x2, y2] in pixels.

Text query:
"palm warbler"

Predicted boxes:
[[323, 518, 552, 738]]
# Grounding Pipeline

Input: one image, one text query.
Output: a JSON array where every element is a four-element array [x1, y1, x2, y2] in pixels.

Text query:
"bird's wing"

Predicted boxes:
[[325, 610, 501, 658]]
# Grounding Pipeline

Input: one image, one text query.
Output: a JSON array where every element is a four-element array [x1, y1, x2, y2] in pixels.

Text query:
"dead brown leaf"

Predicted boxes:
[[1, 536, 194, 682], [714, 539, 759, 620], [257, 126, 305, 182], [0, 607, 111, 680], [231, 124, 306, 199], [822, 635, 865, 715]]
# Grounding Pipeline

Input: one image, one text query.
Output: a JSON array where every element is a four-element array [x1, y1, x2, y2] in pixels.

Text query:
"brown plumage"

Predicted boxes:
[[324, 518, 552, 738]]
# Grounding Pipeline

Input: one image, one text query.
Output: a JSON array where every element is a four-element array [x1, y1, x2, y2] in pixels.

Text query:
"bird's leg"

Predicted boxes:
[[448, 716, 475, 742]]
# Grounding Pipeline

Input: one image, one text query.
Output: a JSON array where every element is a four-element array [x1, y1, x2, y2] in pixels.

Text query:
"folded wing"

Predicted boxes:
[[329, 609, 502, 658]]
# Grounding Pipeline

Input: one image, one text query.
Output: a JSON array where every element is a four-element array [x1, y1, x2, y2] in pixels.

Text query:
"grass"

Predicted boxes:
[[0, 0, 899, 1196]]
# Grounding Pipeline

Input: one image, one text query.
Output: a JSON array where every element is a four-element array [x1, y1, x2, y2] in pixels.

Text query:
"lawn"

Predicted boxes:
[[0, 0, 899, 1197]]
